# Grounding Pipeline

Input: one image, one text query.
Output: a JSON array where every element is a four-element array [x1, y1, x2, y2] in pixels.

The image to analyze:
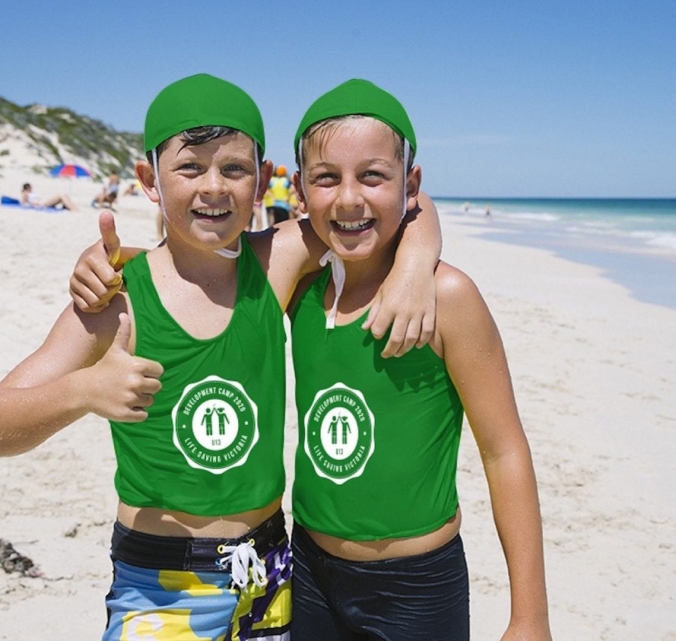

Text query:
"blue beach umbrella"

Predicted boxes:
[[49, 163, 92, 178]]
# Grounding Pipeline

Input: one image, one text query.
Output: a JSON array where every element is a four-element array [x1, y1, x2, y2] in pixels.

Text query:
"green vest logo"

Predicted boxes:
[[172, 375, 258, 475], [304, 382, 375, 485]]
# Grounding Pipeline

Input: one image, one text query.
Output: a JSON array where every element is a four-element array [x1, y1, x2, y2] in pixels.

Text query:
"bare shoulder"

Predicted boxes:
[[288, 269, 325, 316], [247, 220, 327, 311], [434, 261, 485, 308], [433, 261, 498, 348], [248, 219, 324, 265]]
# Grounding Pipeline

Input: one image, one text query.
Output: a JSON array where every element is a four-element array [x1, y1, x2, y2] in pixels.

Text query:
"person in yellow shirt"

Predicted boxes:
[[265, 165, 292, 225]]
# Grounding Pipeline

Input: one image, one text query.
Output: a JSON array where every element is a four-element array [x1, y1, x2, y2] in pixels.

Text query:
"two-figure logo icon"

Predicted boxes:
[[304, 383, 375, 485], [172, 376, 258, 474]]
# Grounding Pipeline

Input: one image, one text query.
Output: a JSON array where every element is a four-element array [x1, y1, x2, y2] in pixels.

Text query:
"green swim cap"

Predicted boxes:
[[294, 78, 416, 156], [144, 73, 265, 155]]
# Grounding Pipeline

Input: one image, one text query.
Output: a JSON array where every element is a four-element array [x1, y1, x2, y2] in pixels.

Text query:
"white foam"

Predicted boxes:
[[633, 231, 676, 251], [503, 212, 560, 223]]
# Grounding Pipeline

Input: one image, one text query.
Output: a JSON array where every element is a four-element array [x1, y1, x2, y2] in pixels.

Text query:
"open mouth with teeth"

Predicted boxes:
[[331, 219, 375, 233], [192, 208, 232, 219]]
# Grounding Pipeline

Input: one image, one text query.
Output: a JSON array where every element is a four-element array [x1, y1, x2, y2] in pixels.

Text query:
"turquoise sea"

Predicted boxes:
[[434, 198, 676, 311]]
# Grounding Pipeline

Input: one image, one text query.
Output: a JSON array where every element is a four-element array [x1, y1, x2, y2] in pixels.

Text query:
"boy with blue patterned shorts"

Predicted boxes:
[[1, 74, 442, 640]]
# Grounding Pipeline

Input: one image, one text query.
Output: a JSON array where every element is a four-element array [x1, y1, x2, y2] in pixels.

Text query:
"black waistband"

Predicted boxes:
[[111, 509, 287, 572]]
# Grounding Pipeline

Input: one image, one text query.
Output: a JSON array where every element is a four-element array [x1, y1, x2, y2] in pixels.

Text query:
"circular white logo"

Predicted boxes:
[[172, 375, 258, 474], [304, 383, 375, 484]]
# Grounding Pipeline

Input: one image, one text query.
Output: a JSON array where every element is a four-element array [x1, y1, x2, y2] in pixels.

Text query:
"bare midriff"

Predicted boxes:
[[306, 509, 462, 562], [117, 495, 283, 539]]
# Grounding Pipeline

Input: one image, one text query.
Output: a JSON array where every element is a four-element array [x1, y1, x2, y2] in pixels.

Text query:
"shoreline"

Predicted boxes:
[[1, 184, 675, 638], [479, 223, 676, 311], [435, 199, 676, 311]]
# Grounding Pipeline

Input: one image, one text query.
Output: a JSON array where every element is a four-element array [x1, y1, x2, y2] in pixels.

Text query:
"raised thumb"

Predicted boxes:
[[112, 313, 132, 353], [99, 211, 121, 266]]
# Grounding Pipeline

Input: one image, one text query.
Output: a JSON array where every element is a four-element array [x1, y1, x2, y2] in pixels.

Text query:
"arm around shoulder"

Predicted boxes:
[[365, 191, 442, 357], [248, 218, 328, 313]]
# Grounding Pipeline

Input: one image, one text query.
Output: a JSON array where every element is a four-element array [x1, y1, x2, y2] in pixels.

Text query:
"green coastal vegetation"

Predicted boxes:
[[0, 96, 143, 179]]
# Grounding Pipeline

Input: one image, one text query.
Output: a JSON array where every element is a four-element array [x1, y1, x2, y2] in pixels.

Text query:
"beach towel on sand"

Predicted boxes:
[[1, 195, 62, 212]]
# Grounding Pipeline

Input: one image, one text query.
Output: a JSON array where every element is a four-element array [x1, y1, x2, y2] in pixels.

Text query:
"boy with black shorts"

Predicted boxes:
[[288, 79, 552, 640]]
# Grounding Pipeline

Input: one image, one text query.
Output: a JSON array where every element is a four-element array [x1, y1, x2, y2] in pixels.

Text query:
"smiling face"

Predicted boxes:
[[297, 117, 420, 265], [138, 131, 269, 253]]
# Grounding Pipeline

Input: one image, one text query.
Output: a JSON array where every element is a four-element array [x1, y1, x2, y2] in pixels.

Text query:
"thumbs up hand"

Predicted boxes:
[[100, 210, 122, 268], [70, 211, 138, 313], [87, 313, 164, 422]]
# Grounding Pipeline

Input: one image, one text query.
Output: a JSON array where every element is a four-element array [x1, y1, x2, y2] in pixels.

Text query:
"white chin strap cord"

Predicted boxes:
[[319, 249, 345, 329], [317, 139, 411, 329], [152, 143, 260, 260]]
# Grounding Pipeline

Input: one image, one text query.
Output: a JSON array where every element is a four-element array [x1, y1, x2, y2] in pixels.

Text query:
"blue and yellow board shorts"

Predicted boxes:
[[103, 510, 291, 641]]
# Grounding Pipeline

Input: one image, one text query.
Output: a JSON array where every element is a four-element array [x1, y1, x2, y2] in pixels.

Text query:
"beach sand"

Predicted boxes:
[[1, 175, 675, 639]]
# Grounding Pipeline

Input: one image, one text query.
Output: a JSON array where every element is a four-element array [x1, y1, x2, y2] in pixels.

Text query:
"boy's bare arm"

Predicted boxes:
[[437, 264, 552, 640], [0, 304, 163, 457], [251, 218, 329, 314], [365, 191, 441, 357], [262, 193, 442, 358]]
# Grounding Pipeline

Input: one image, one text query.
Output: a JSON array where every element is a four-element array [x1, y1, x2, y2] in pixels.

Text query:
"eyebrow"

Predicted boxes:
[[306, 157, 397, 170]]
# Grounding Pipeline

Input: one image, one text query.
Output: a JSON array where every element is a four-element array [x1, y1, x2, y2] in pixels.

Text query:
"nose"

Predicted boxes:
[[200, 167, 230, 196], [335, 176, 364, 212]]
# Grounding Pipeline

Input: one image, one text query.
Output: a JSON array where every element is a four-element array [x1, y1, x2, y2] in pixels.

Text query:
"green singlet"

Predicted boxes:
[[109, 235, 286, 516], [290, 269, 464, 540]]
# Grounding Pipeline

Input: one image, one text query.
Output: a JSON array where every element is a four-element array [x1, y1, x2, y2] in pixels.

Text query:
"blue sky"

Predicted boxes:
[[1, 0, 674, 197]]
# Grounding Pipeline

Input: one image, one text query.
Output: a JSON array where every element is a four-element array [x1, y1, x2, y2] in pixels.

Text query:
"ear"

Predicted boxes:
[[292, 171, 309, 214], [135, 160, 160, 204], [405, 165, 422, 212], [256, 160, 273, 202]]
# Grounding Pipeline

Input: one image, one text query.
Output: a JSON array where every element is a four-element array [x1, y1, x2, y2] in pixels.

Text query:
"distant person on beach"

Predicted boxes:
[[20, 182, 77, 211], [485, 204, 492, 217], [1, 73, 441, 640], [288, 181, 302, 219], [91, 172, 120, 208], [285, 80, 551, 640], [265, 164, 292, 225], [123, 179, 141, 196]]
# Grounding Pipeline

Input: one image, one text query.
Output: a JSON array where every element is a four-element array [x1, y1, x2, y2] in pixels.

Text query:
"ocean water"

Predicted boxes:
[[434, 198, 676, 310]]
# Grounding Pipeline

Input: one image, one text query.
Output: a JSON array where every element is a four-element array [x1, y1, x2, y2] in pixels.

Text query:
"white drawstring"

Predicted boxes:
[[253, 143, 260, 204], [216, 540, 267, 590], [213, 237, 242, 258], [319, 249, 345, 329]]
